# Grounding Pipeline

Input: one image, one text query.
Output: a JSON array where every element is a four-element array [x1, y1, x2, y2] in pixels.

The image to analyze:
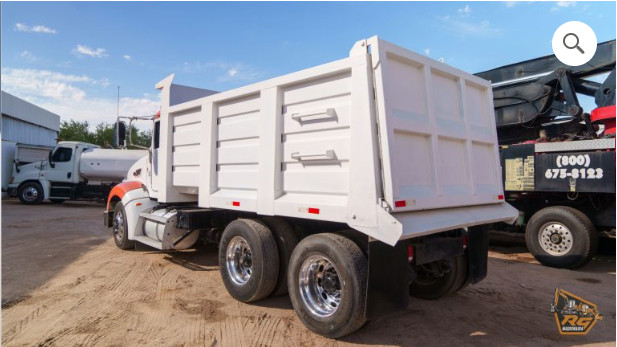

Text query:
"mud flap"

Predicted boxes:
[[365, 240, 409, 320], [466, 226, 489, 284], [103, 210, 112, 228]]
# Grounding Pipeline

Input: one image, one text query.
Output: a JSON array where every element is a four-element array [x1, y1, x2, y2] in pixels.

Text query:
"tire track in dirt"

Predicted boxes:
[[5, 248, 152, 346], [248, 313, 284, 347], [216, 316, 250, 347], [2, 304, 49, 344]]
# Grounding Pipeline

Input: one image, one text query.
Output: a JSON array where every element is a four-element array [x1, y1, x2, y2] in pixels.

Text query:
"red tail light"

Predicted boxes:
[[408, 245, 414, 262]]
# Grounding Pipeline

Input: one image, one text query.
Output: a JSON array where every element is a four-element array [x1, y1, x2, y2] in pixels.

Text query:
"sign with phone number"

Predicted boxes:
[[535, 151, 615, 193], [544, 154, 604, 179]]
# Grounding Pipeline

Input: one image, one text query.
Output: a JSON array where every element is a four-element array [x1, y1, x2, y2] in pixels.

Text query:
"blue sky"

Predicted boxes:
[[1, 1, 615, 127]]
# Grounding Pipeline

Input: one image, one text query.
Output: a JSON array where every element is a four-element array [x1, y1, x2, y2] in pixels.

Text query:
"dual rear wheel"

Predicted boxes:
[[219, 223, 367, 338], [219, 219, 469, 338]]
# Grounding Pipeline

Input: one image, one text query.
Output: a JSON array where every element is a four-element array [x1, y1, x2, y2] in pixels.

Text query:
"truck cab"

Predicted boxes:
[[8, 141, 100, 204], [8, 141, 146, 205]]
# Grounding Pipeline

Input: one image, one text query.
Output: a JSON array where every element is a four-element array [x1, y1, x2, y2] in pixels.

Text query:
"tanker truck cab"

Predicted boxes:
[[9, 141, 147, 205], [46, 142, 85, 184]]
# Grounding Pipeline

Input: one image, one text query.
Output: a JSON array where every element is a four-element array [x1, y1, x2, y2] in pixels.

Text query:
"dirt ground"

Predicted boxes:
[[2, 199, 615, 346]]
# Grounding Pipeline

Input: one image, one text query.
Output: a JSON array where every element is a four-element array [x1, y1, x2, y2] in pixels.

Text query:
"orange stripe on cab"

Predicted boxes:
[[107, 181, 144, 210]]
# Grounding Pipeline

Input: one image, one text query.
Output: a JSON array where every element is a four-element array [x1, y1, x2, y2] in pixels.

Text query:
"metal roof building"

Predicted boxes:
[[1, 91, 60, 146], [1, 91, 61, 195]]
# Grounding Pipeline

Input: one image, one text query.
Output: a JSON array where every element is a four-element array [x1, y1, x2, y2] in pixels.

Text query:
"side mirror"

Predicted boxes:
[[114, 121, 127, 147], [48, 149, 55, 168]]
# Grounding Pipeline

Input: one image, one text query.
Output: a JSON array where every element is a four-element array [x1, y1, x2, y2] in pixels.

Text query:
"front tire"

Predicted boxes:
[[17, 182, 44, 205], [112, 203, 134, 250], [525, 206, 597, 269], [288, 233, 367, 339], [409, 253, 468, 300], [219, 219, 279, 303]]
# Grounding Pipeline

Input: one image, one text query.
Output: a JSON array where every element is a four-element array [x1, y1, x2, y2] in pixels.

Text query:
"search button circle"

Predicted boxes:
[[552, 21, 597, 66]]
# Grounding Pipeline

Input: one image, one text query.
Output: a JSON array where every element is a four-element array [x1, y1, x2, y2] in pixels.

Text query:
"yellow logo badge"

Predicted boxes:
[[550, 288, 602, 335]]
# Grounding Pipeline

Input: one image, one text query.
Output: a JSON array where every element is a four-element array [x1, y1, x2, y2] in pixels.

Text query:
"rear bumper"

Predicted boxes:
[[8, 187, 17, 197]]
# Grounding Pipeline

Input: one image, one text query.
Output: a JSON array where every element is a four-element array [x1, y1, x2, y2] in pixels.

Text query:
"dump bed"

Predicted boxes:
[[152, 36, 517, 245]]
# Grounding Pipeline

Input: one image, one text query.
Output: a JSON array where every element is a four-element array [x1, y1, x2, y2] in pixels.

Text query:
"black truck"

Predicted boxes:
[[475, 40, 616, 268]]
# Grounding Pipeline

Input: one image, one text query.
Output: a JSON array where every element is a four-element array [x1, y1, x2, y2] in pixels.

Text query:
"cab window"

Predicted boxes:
[[52, 147, 73, 162], [154, 120, 160, 149]]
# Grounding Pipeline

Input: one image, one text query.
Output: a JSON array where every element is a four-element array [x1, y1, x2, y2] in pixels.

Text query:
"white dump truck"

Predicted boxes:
[[8, 141, 146, 204], [105, 36, 518, 338]]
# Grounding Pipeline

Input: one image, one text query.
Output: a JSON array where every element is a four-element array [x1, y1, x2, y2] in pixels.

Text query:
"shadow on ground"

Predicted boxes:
[[1, 199, 108, 306]]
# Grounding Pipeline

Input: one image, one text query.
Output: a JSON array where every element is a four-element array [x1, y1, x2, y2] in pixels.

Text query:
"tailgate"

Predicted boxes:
[[369, 37, 505, 212]]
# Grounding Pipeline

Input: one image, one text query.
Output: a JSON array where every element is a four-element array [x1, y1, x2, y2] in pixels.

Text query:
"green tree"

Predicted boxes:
[[58, 120, 152, 149], [133, 128, 152, 148], [58, 120, 95, 144], [92, 122, 115, 148]]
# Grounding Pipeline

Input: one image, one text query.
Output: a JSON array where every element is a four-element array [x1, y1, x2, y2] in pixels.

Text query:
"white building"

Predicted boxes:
[[1, 91, 61, 195]]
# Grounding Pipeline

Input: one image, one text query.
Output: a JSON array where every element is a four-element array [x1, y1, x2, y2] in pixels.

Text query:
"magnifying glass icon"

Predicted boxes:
[[563, 33, 585, 54]]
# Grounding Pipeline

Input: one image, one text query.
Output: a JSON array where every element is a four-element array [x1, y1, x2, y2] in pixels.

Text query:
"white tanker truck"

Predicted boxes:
[[7, 141, 146, 204]]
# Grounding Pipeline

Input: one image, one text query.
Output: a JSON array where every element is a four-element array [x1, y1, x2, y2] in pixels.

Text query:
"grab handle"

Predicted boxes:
[[291, 150, 336, 161], [291, 108, 337, 122]]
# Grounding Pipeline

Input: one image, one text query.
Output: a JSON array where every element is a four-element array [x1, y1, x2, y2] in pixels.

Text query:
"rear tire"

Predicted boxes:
[[409, 253, 468, 300], [525, 206, 597, 269], [288, 233, 367, 338], [112, 203, 135, 250], [260, 217, 300, 296], [17, 182, 44, 205], [219, 219, 279, 302]]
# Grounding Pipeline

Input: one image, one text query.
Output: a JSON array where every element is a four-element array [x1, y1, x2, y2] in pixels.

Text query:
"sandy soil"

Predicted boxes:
[[2, 199, 615, 346]]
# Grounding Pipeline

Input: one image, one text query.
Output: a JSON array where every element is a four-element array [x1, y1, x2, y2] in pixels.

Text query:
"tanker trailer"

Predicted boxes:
[[7, 141, 147, 204]]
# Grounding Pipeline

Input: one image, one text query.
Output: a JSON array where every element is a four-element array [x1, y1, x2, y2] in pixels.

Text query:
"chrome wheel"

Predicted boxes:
[[226, 236, 253, 286], [22, 186, 39, 202], [539, 222, 573, 256], [113, 210, 125, 242], [299, 255, 341, 317]]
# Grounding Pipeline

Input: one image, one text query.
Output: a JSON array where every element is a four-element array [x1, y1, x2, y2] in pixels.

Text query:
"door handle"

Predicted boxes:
[[291, 150, 336, 161]]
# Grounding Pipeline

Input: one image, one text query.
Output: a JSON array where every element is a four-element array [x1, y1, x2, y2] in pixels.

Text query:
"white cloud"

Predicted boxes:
[[14, 23, 56, 34], [424, 48, 431, 56], [551, 1, 576, 11], [19, 51, 39, 63], [505, 1, 520, 8], [123, 55, 132, 61], [1, 67, 158, 127], [37, 96, 159, 129], [182, 61, 264, 82], [73, 44, 107, 58], [457, 5, 471, 16], [1, 68, 89, 101], [439, 17, 501, 38]]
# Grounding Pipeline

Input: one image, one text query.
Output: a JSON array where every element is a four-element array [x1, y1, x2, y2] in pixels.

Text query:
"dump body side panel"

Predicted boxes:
[[159, 56, 371, 225]]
